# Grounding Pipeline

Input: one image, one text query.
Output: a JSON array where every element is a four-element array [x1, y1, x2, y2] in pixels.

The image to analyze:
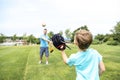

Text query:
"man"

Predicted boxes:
[[39, 29, 51, 64]]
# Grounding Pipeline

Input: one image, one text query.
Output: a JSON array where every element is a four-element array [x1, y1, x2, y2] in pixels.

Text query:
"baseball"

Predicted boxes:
[[42, 23, 46, 27]]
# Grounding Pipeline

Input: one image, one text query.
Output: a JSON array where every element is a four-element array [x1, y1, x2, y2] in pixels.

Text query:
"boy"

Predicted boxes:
[[60, 30, 105, 80]]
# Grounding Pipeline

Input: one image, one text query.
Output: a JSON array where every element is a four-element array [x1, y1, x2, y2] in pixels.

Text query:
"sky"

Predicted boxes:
[[0, 0, 120, 37]]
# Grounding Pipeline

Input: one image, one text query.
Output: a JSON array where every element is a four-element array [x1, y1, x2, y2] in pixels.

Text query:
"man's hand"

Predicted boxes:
[[49, 41, 52, 44]]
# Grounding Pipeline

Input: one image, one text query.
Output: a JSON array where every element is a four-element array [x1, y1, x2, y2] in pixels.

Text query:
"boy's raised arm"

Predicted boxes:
[[61, 50, 68, 64]]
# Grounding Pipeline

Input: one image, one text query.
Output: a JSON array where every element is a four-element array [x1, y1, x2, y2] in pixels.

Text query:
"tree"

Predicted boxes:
[[80, 25, 89, 31], [21, 33, 28, 45], [95, 34, 107, 43], [0, 33, 6, 43], [114, 22, 120, 34], [23, 34, 39, 45], [12, 34, 17, 41], [71, 25, 89, 42], [112, 21, 120, 42], [65, 29, 72, 40], [48, 31, 54, 39], [103, 34, 111, 42], [22, 33, 27, 40], [59, 30, 63, 36], [27, 34, 36, 44], [95, 34, 105, 41], [35, 38, 40, 44]]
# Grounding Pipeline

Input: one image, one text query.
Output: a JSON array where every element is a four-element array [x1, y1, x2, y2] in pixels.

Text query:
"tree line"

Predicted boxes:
[[0, 21, 120, 45], [93, 21, 120, 45], [0, 34, 39, 44]]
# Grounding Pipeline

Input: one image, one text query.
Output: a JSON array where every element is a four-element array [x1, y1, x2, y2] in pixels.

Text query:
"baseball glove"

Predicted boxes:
[[51, 33, 71, 50], [50, 47, 54, 53]]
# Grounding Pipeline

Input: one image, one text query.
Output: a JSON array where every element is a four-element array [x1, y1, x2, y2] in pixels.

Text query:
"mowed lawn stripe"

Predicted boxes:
[[24, 45, 76, 80], [0, 46, 32, 80], [23, 45, 39, 80]]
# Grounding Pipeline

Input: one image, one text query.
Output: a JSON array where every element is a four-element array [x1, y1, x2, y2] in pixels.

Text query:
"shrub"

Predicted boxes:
[[107, 41, 119, 46], [92, 39, 100, 45]]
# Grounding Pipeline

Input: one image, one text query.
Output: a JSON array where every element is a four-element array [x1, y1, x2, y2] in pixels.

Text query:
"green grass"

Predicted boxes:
[[0, 44, 120, 80], [91, 44, 120, 80]]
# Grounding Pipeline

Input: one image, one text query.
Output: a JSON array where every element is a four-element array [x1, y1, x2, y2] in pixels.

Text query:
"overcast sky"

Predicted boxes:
[[0, 0, 120, 37]]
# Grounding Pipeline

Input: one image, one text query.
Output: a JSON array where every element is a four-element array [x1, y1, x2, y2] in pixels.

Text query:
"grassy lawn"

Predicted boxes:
[[0, 44, 120, 80]]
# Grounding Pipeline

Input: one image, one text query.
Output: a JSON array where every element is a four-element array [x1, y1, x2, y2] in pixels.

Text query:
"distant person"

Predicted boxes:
[[60, 30, 105, 80], [39, 29, 51, 64]]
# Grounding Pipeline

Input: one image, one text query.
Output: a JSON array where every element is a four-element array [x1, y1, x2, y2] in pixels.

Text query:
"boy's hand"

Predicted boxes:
[[60, 45, 65, 50], [60, 50, 67, 63]]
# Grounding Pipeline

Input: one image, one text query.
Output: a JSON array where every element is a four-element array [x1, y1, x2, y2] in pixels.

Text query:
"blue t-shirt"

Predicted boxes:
[[40, 34, 49, 47], [66, 48, 102, 80]]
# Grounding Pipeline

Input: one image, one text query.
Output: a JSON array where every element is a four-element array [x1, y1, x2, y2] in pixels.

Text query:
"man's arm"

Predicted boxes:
[[61, 50, 68, 64], [40, 36, 53, 44], [41, 36, 50, 42], [99, 61, 105, 76]]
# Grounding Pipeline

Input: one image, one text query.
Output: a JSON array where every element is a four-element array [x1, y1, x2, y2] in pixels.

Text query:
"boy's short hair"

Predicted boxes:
[[75, 30, 93, 50]]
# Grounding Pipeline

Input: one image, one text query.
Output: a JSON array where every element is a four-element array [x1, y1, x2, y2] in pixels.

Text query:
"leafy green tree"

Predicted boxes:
[[65, 29, 72, 40], [36, 38, 40, 44], [27, 34, 36, 44], [0, 33, 6, 43], [12, 34, 17, 41], [111, 21, 120, 42], [65, 29, 72, 41], [114, 22, 120, 34], [103, 34, 112, 42], [22, 33, 27, 40], [93, 34, 112, 44], [94, 34, 105, 43], [80, 25, 89, 31], [71, 25, 89, 42], [59, 30, 63, 36], [48, 31, 54, 39]]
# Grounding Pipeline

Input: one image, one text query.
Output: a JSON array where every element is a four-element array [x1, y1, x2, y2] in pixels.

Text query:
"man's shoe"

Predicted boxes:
[[39, 61, 42, 64], [46, 61, 48, 65]]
